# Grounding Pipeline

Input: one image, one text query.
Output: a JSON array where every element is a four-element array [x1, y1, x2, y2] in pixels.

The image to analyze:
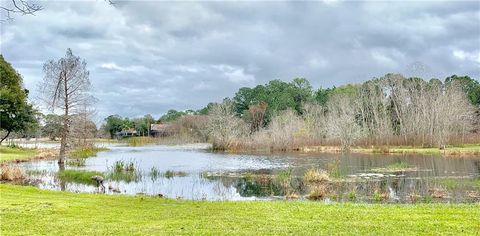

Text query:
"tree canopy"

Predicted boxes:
[[0, 55, 37, 143]]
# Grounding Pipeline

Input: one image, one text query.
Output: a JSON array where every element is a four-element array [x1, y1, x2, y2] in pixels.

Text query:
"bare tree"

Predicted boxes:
[[39, 48, 92, 164], [0, 0, 42, 21], [206, 100, 248, 150], [326, 93, 363, 150]]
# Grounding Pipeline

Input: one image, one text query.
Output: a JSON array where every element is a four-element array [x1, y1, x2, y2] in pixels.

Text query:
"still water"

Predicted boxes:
[[19, 144, 480, 203]]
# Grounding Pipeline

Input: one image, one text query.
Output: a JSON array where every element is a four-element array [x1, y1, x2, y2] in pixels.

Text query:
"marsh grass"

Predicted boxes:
[[150, 166, 161, 180], [106, 160, 142, 182], [58, 170, 103, 185], [371, 161, 412, 172], [0, 165, 26, 181], [69, 147, 109, 159], [125, 137, 158, 147]]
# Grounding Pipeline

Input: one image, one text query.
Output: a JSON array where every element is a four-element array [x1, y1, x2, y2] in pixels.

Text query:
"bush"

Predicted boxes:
[[304, 168, 330, 183], [0, 165, 26, 181]]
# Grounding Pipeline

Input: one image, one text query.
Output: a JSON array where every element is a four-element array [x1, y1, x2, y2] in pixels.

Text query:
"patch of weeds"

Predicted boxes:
[[58, 170, 103, 185], [347, 190, 357, 202], [371, 161, 412, 172]]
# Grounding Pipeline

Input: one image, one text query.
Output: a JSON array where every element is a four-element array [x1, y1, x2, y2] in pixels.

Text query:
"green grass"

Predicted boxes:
[[69, 146, 109, 159], [1, 184, 479, 235], [0, 146, 37, 162], [57, 170, 103, 185]]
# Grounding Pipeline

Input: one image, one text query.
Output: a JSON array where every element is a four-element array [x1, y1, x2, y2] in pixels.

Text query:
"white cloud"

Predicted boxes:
[[453, 50, 480, 64], [213, 64, 255, 84]]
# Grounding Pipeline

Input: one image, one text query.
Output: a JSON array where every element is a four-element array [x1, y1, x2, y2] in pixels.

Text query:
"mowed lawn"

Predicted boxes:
[[1, 184, 479, 235]]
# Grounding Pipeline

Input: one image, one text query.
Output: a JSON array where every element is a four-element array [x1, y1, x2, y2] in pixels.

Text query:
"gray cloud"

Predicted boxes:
[[1, 0, 479, 120]]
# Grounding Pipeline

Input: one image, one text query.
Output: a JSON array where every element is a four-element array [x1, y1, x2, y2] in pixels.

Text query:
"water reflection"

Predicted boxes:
[[18, 144, 480, 203]]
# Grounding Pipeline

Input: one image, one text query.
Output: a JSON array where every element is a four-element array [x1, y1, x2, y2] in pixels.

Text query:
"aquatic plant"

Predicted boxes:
[[150, 166, 160, 180], [58, 170, 103, 185], [107, 160, 141, 183], [66, 158, 86, 167], [347, 190, 357, 202], [0, 165, 26, 181], [326, 160, 341, 178], [162, 170, 188, 178], [304, 168, 330, 183], [125, 137, 158, 147]]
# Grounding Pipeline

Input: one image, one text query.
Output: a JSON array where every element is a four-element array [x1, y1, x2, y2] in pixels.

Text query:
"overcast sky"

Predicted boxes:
[[1, 0, 479, 121]]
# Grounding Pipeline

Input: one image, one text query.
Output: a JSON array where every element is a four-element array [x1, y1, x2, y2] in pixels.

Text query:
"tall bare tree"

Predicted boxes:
[[39, 48, 92, 164], [0, 0, 42, 21]]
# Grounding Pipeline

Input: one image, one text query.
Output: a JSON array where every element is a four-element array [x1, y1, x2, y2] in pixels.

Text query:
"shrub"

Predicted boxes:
[[304, 168, 330, 183], [306, 185, 329, 200], [0, 165, 26, 181]]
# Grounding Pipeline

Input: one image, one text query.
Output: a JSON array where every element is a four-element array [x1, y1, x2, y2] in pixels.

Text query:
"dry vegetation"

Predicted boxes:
[[205, 75, 479, 152]]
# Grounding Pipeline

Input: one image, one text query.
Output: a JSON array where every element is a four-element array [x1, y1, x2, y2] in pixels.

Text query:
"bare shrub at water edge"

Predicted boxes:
[[1, 165, 26, 181], [306, 184, 329, 200], [206, 100, 249, 150]]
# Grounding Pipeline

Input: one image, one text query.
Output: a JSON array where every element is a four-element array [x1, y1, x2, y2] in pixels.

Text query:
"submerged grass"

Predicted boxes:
[[162, 170, 188, 178], [69, 147, 109, 159], [1, 184, 479, 235], [58, 170, 103, 185]]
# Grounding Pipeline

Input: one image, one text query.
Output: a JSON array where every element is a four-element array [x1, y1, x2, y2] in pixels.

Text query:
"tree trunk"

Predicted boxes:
[[0, 130, 11, 144]]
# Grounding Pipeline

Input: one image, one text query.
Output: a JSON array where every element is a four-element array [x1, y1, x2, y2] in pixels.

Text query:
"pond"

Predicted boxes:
[[18, 143, 480, 203]]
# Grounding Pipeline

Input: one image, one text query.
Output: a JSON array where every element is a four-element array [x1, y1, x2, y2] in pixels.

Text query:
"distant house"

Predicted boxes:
[[115, 128, 137, 138], [150, 124, 172, 137]]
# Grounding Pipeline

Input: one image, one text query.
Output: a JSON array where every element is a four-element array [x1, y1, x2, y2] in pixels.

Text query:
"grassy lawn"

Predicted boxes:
[[1, 184, 479, 235], [0, 146, 37, 163]]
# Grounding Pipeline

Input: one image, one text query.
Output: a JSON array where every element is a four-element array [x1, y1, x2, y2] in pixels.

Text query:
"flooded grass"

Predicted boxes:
[[66, 158, 86, 167], [371, 161, 412, 172], [58, 170, 103, 185], [0, 146, 37, 163], [162, 170, 188, 178], [69, 146, 109, 159]]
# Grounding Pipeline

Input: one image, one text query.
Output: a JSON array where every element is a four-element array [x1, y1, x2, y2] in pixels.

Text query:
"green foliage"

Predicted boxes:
[[158, 109, 186, 123], [232, 78, 314, 122], [0, 55, 38, 142], [103, 115, 125, 138], [58, 170, 103, 185], [445, 75, 480, 106]]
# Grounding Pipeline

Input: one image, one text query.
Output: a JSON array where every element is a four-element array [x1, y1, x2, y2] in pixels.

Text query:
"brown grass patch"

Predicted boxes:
[[1, 165, 26, 182]]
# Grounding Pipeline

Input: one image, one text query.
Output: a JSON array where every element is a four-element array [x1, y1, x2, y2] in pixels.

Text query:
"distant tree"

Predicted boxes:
[[42, 114, 63, 141], [103, 115, 124, 138], [0, 55, 37, 143], [158, 109, 186, 123], [445, 75, 480, 107], [197, 102, 217, 115], [39, 49, 93, 164]]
